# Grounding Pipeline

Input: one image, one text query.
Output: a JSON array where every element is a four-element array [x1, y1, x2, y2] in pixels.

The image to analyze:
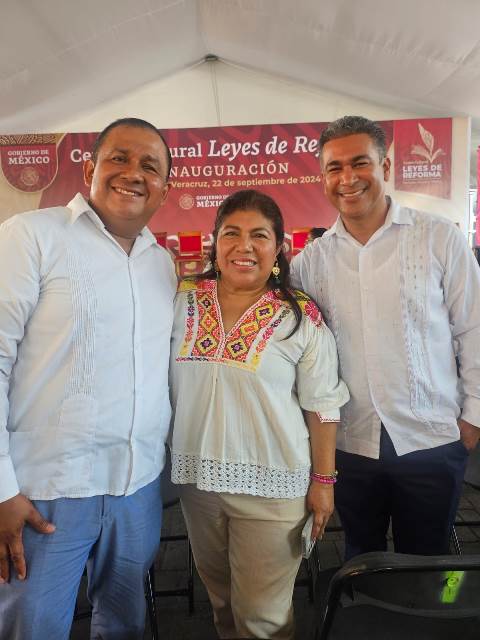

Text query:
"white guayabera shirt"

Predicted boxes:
[[291, 199, 480, 459], [0, 193, 176, 502]]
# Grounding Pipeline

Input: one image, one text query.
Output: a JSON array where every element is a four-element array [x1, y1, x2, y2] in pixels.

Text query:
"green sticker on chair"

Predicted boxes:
[[441, 571, 465, 603]]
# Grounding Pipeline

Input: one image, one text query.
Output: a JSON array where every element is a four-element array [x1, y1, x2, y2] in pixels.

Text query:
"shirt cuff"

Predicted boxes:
[[315, 409, 340, 423], [0, 455, 20, 502]]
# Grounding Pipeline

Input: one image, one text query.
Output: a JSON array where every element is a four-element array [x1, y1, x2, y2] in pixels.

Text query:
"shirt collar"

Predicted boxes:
[[67, 192, 92, 224], [66, 192, 157, 249], [324, 197, 414, 240], [388, 198, 414, 227]]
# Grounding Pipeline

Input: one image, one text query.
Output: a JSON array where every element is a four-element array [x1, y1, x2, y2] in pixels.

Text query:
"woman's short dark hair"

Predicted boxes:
[[200, 189, 302, 337], [91, 117, 172, 179], [319, 115, 387, 161]]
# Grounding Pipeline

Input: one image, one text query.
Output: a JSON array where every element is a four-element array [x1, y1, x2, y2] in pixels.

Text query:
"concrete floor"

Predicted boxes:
[[71, 483, 480, 640]]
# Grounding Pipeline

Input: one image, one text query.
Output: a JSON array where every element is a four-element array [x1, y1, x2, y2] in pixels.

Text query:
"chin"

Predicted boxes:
[[340, 207, 364, 218]]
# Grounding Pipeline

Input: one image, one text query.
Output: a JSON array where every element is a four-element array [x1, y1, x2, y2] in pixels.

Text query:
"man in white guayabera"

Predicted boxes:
[[291, 115, 480, 561], [0, 118, 176, 640]]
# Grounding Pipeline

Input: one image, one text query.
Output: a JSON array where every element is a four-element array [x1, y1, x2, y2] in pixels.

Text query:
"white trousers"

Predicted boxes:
[[180, 485, 307, 639]]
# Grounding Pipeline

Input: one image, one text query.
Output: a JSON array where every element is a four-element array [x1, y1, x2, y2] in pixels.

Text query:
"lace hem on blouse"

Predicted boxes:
[[171, 453, 310, 499]]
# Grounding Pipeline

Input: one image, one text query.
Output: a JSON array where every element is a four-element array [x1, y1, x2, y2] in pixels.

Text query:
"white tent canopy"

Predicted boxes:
[[1, 0, 479, 184]]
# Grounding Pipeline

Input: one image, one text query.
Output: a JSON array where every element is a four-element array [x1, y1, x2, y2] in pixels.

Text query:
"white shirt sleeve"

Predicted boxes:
[[442, 225, 480, 428], [296, 315, 350, 417], [0, 216, 41, 501], [290, 247, 309, 291]]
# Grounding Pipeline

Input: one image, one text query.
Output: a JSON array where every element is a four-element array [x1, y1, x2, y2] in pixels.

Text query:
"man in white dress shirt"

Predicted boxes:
[[291, 115, 480, 560], [0, 118, 177, 639]]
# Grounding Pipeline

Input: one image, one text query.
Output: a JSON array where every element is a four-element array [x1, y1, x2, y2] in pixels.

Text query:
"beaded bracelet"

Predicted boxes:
[[310, 471, 338, 485]]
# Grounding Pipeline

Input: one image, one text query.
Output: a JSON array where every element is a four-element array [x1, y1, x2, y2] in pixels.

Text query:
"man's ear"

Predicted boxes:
[[318, 156, 327, 192], [83, 159, 95, 187], [159, 181, 171, 206], [319, 169, 328, 195], [383, 156, 391, 182]]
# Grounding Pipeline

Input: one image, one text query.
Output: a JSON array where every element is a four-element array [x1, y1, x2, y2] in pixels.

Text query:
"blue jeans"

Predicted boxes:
[[335, 427, 468, 561], [0, 476, 162, 640]]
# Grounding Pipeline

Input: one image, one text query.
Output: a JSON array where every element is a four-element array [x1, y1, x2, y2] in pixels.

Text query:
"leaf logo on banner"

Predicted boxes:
[[411, 123, 445, 163]]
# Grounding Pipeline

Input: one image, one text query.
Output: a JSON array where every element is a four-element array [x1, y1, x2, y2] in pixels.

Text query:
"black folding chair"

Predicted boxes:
[[314, 551, 480, 640], [146, 449, 195, 638]]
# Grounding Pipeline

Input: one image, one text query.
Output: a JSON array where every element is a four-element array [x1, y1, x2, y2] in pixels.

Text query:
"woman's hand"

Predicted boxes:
[[306, 482, 334, 541]]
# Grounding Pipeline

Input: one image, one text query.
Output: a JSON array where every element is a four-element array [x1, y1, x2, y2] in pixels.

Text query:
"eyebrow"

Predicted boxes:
[[325, 154, 372, 169], [222, 224, 272, 233], [142, 154, 161, 165], [109, 148, 161, 165]]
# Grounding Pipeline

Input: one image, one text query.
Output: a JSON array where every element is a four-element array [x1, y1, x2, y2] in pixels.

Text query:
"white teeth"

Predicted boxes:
[[341, 190, 363, 198], [233, 260, 255, 266], [114, 187, 140, 196]]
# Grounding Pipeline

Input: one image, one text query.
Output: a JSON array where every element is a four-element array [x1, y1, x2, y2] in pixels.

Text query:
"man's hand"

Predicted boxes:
[[0, 494, 55, 583], [306, 482, 334, 541], [458, 418, 480, 451]]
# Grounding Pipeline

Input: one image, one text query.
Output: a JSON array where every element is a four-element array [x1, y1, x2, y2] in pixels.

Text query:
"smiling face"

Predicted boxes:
[[83, 124, 170, 237], [215, 209, 280, 293], [320, 133, 390, 226]]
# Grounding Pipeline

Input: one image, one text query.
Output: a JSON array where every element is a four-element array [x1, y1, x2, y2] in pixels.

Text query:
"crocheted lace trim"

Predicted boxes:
[[171, 453, 310, 498]]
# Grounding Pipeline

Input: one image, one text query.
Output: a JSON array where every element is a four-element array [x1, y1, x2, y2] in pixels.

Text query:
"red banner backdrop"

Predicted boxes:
[[39, 122, 363, 234], [0, 118, 452, 254], [393, 118, 452, 199]]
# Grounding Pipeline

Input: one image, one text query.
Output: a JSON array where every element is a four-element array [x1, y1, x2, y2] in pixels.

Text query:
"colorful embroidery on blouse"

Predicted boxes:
[[294, 290, 323, 327], [251, 308, 290, 368], [193, 290, 222, 356], [179, 290, 196, 357], [177, 279, 290, 369]]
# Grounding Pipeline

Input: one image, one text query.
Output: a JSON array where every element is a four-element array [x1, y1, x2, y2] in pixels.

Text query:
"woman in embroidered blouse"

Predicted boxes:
[[170, 189, 348, 640]]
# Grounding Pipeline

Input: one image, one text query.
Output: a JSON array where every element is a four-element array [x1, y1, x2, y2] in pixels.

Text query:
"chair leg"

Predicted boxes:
[[306, 556, 315, 603], [187, 541, 195, 614], [150, 564, 157, 594], [145, 565, 160, 640], [451, 525, 462, 555]]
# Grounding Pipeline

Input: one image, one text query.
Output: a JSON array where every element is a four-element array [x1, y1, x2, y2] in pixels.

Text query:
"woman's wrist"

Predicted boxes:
[[310, 470, 338, 485]]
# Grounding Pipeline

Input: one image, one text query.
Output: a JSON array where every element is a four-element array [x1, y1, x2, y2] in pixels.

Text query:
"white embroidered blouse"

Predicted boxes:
[[169, 279, 349, 498]]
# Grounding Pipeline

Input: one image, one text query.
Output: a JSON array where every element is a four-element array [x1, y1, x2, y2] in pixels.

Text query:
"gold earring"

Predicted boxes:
[[272, 260, 280, 283]]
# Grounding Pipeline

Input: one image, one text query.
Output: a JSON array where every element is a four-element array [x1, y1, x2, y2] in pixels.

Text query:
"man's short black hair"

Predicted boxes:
[[319, 115, 387, 162], [91, 117, 172, 179]]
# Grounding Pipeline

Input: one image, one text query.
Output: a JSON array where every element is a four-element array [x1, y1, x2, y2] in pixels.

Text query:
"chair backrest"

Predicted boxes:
[[174, 257, 206, 278], [291, 228, 311, 255], [315, 551, 480, 640], [178, 231, 203, 257]]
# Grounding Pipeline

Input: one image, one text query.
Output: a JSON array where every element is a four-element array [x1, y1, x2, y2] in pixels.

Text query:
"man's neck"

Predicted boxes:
[[341, 197, 390, 245], [108, 231, 137, 255], [87, 199, 140, 255]]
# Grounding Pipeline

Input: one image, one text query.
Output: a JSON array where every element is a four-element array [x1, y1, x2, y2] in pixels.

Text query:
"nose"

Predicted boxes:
[[237, 233, 253, 251], [120, 161, 143, 182], [339, 164, 357, 185]]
